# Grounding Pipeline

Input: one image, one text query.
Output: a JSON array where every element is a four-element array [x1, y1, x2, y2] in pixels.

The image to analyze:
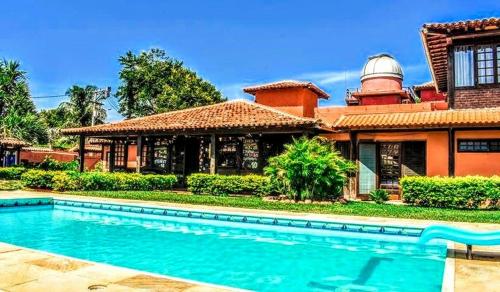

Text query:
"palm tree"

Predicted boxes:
[[0, 60, 29, 116], [61, 85, 107, 127]]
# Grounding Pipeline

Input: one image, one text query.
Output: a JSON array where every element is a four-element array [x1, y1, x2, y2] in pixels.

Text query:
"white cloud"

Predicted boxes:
[[296, 69, 360, 86]]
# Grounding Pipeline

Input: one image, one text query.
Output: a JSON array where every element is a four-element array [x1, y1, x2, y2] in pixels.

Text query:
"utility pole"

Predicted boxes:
[[91, 87, 111, 126]]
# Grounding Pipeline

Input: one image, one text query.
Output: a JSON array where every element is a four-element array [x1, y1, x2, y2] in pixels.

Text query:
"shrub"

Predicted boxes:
[[401, 176, 500, 209], [22, 169, 178, 191], [370, 189, 389, 204], [0, 167, 26, 180], [21, 169, 59, 189], [38, 156, 79, 171], [265, 136, 356, 202], [187, 173, 276, 196], [52, 171, 80, 192], [78, 172, 177, 191]]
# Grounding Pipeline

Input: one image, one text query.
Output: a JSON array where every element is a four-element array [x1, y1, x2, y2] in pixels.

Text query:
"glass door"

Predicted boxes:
[[379, 143, 401, 193], [358, 143, 377, 194]]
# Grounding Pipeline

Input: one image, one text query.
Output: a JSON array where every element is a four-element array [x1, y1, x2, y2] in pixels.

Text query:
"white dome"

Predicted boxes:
[[361, 54, 403, 81]]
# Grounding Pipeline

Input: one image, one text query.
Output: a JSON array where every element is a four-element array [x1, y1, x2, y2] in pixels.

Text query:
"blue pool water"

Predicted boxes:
[[0, 203, 446, 291]]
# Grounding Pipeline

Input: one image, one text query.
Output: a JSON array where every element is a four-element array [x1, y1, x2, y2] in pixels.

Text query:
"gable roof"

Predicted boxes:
[[62, 100, 325, 135], [421, 17, 500, 92], [333, 107, 500, 130], [243, 80, 330, 98]]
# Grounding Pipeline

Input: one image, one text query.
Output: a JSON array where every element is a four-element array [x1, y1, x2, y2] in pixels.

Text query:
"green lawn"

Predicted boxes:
[[66, 190, 500, 224]]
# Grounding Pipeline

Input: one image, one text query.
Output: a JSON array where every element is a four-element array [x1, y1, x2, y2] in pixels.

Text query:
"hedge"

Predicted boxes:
[[401, 176, 500, 209], [187, 173, 278, 196], [21, 169, 178, 192], [0, 167, 27, 180]]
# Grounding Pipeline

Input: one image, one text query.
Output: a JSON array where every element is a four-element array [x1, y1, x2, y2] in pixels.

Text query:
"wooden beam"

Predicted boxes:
[[136, 135, 142, 173], [209, 134, 217, 174], [79, 135, 85, 172]]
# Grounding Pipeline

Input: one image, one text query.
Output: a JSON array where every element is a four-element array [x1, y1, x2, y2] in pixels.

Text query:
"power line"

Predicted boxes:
[[31, 94, 68, 99]]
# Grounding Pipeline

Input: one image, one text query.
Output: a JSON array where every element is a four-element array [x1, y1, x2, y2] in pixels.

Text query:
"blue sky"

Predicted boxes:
[[1, 0, 498, 121]]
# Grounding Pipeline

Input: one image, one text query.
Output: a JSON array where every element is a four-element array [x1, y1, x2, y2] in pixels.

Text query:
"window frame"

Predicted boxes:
[[457, 139, 500, 153], [453, 42, 500, 88]]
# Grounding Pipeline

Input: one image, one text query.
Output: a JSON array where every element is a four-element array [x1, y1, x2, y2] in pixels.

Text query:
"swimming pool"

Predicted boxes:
[[0, 199, 447, 291]]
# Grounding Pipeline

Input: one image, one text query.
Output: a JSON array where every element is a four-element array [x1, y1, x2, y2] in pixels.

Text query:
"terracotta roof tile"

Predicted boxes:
[[62, 100, 323, 135], [423, 17, 500, 32], [421, 17, 500, 92], [0, 136, 29, 147], [413, 81, 436, 91], [333, 107, 500, 130], [22, 146, 54, 152], [243, 80, 329, 98]]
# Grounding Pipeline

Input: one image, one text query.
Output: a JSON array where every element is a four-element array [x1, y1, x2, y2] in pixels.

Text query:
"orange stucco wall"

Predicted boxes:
[[355, 131, 449, 176], [254, 88, 318, 117], [455, 130, 500, 176]]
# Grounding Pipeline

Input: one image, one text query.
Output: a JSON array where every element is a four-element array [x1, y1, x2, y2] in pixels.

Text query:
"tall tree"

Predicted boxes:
[[116, 48, 225, 118], [61, 85, 107, 127], [0, 59, 48, 144]]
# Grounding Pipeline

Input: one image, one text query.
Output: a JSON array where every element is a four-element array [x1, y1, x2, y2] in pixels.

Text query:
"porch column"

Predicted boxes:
[[109, 140, 116, 172], [448, 128, 455, 176], [123, 139, 129, 170], [16, 148, 21, 165], [136, 135, 142, 173], [349, 131, 358, 161], [79, 135, 85, 172], [209, 134, 217, 174]]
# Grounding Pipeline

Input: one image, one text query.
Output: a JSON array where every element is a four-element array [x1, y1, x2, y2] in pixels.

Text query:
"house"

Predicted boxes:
[[62, 17, 500, 199]]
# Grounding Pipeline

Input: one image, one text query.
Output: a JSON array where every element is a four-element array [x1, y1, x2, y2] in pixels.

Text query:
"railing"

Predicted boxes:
[[345, 87, 421, 104]]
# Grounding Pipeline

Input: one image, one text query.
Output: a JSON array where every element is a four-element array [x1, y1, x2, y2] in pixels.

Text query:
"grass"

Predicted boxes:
[[65, 190, 500, 224]]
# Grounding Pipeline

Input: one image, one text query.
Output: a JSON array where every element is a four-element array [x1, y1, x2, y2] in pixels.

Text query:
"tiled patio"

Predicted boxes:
[[0, 190, 499, 291], [0, 242, 230, 292]]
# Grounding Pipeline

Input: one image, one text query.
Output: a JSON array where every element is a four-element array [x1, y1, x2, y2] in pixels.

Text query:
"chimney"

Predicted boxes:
[[243, 80, 329, 118]]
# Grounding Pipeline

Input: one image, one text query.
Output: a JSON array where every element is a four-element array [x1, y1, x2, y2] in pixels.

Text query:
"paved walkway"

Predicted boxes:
[[0, 190, 499, 291]]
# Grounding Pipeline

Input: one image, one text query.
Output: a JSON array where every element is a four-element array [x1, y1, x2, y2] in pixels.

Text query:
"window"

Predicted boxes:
[[477, 45, 495, 84], [333, 141, 350, 160], [115, 142, 125, 167], [217, 137, 240, 168], [454, 45, 475, 87], [454, 44, 500, 87], [458, 139, 500, 152]]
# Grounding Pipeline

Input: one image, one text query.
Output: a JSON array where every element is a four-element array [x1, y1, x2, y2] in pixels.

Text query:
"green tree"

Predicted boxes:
[[0, 60, 48, 144], [116, 48, 225, 118], [265, 137, 356, 202]]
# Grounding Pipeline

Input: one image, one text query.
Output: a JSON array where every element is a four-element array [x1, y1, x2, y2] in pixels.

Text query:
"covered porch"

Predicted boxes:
[[62, 100, 330, 175], [82, 133, 297, 175]]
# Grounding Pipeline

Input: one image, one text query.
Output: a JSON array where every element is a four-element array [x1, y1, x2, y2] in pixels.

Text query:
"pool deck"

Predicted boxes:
[[1, 190, 499, 292]]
